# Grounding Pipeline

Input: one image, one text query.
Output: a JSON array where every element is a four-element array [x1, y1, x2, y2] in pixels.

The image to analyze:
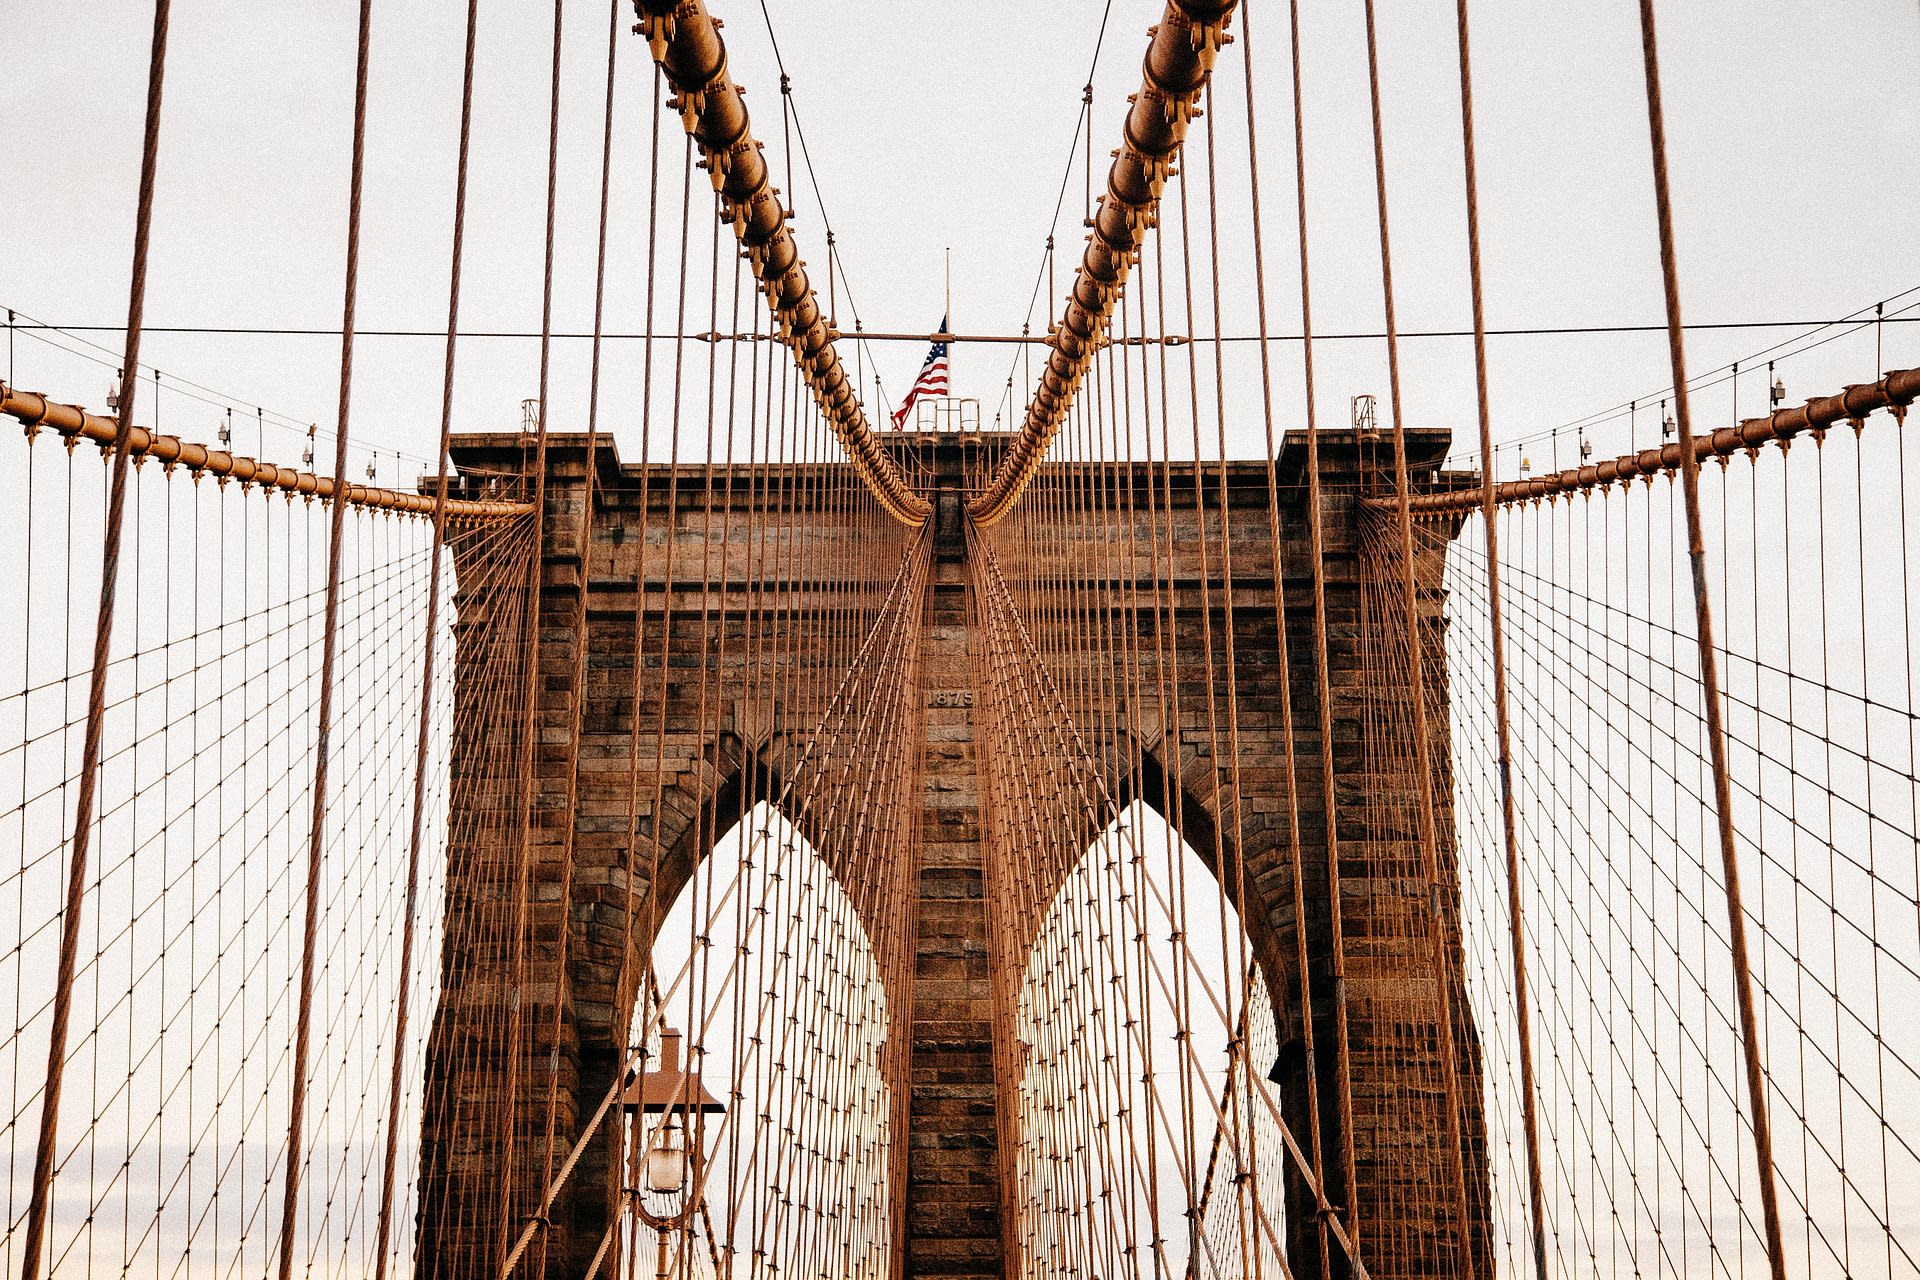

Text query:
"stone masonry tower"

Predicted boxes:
[[418, 426, 1488, 1279]]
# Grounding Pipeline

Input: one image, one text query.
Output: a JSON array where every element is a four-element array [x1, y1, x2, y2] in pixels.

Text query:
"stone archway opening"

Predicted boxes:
[[1009, 797, 1287, 1280], [621, 800, 894, 1279]]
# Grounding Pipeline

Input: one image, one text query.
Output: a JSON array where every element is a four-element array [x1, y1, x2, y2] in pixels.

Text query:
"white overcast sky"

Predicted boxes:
[[3, 0, 1917, 476], [2, 6, 1916, 1274]]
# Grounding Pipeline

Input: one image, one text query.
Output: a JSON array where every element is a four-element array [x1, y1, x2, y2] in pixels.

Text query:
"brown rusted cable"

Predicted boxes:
[[632, 0, 928, 526], [1359, 2, 1543, 1276], [1633, 6, 1789, 1279], [275, 1, 376, 1274], [1445, 5, 1529, 1277], [562, 5, 626, 1258], [19, 5, 172, 1276], [970, 0, 1240, 526], [525, 3, 578, 1274], [629, 132, 697, 1274], [1184, 92, 1272, 1276], [1255, 5, 1354, 1268], [408, 0, 507, 1262], [1223, 7, 1351, 1264], [609, 68, 669, 1276], [498, 0, 563, 1256], [968, 532, 1316, 1271], [371, 0, 492, 1270], [1370, 366, 1920, 517], [0, 383, 529, 521]]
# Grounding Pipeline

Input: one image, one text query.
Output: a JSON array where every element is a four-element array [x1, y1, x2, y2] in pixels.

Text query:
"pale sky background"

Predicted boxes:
[[2, 0, 1916, 477], [2, 3, 1918, 1277]]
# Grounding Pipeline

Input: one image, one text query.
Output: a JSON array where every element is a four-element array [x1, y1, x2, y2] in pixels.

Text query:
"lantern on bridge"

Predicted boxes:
[[621, 1027, 726, 1275], [623, 1028, 725, 1194]]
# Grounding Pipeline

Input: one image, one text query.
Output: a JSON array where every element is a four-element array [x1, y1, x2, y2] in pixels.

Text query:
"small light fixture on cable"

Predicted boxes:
[[1662, 398, 1675, 440], [302, 424, 316, 468], [1771, 373, 1786, 409]]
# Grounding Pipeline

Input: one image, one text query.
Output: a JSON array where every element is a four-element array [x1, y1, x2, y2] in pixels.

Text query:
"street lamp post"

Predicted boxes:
[[621, 1029, 725, 1280]]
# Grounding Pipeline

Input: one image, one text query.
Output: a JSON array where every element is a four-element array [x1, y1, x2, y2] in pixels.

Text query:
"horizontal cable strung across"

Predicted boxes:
[[0, 382, 532, 521], [1, 304, 443, 468], [1474, 293, 1920, 462], [1377, 366, 1920, 515], [24, 314, 1920, 342]]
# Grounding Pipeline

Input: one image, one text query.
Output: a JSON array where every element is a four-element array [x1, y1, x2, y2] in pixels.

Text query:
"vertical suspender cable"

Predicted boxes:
[[277, 3, 376, 1276], [1232, 1, 1359, 1261], [19, 4, 172, 1276], [1632, 7, 1789, 1280], [522, 0, 618, 1266], [1253, 5, 1356, 1265], [500, 0, 567, 1264], [1251, 3, 1478, 1273], [1443, 2, 1551, 1280], [528, 2, 576, 1273], [371, 0, 487, 1273]]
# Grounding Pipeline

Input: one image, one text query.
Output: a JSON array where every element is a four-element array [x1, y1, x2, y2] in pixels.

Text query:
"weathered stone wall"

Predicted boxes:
[[904, 482, 1007, 1277], [419, 438, 919, 1278], [967, 430, 1488, 1280], [419, 428, 1487, 1280]]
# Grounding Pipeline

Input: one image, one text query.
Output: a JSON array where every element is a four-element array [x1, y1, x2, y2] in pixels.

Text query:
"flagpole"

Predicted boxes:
[[944, 246, 952, 385]]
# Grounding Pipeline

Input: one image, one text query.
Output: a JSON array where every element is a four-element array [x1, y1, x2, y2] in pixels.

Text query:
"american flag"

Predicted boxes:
[[890, 316, 950, 429]]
